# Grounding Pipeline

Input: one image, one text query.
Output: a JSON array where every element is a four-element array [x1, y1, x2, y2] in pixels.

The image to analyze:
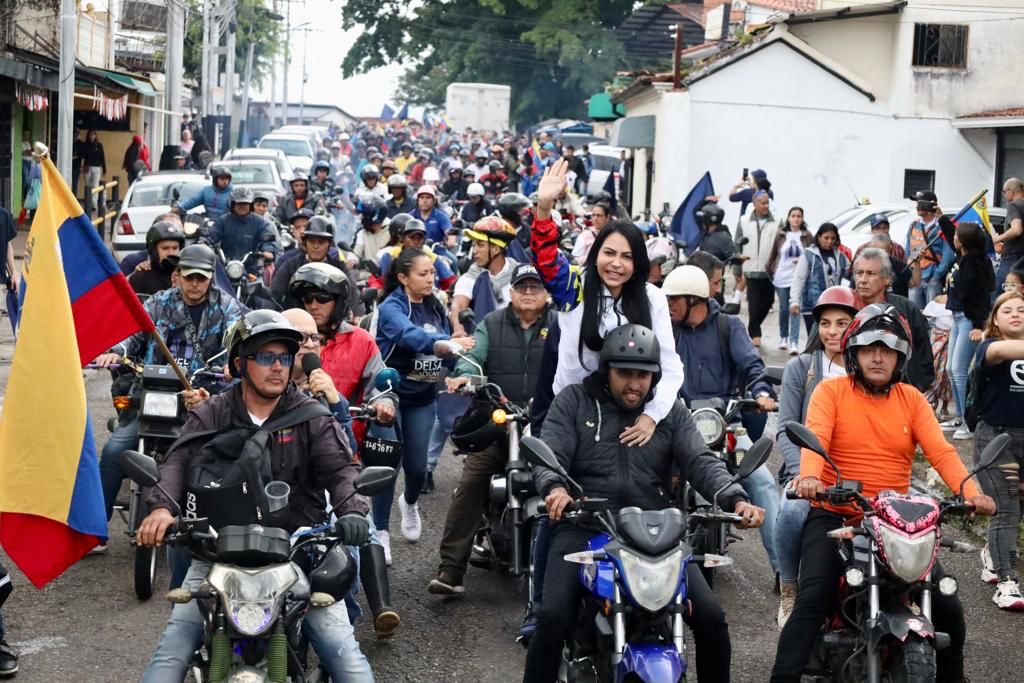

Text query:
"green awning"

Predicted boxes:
[[588, 92, 625, 121], [96, 69, 157, 97]]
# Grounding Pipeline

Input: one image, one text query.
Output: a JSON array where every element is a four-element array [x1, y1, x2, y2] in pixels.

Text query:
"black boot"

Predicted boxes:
[[421, 471, 435, 494], [0, 639, 18, 678], [360, 543, 400, 639]]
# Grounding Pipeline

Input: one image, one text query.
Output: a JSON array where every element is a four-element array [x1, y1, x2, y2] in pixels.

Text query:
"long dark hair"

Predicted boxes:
[[956, 221, 985, 256], [815, 222, 838, 248], [580, 221, 652, 358], [785, 206, 807, 232], [385, 247, 445, 318]]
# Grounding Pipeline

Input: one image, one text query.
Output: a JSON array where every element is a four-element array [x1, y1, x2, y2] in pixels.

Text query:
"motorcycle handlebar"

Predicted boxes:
[[687, 509, 745, 524], [349, 404, 378, 420]]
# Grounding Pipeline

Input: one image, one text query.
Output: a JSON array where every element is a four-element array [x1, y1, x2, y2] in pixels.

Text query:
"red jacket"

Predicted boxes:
[[319, 323, 393, 444]]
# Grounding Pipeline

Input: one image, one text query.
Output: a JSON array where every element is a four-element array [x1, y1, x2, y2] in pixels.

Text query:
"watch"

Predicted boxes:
[[755, 391, 770, 399]]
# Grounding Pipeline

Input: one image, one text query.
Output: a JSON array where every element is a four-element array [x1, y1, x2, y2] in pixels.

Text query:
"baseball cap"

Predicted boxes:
[[751, 169, 767, 180], [870, 213, 890, 228], [915, 190, 938, 203], [511, 263, 543, 287]]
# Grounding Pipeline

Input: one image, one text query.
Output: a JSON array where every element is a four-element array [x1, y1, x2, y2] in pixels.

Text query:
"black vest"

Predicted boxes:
[[483, 307, 551, 405]]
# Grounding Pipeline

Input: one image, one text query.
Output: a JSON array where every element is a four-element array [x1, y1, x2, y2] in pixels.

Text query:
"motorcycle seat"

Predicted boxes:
[[617, 507, 686, 556]]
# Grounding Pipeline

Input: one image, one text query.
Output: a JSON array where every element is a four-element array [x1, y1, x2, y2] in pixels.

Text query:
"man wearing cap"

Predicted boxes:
[[855, 214, 906, 262], [905, 190, 955, 309], [204, 186, 279, 262], [271, 216, 362, 314], [729, 168, 774, 219], [428, 263, 553, 596], [376, 218, 458, 291], [411, 184, 453, 243], [92, 244, 245, 529]]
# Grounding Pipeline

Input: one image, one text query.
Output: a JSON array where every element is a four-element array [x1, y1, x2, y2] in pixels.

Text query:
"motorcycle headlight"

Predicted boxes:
[[618, 548, 683, 612], [141, 391, 179, 419], [876, 525, 937, 583], [225, 260, 246, 279], [208, 563, 298, 636], [692, 409, 726, 448]]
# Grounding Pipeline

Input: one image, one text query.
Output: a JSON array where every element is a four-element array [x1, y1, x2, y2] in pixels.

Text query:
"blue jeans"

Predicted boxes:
[[773, 491, 810, 584], [741, 464, 780, 574], [100, 419, 139, 521], [909, 277, 943, 310], [775, 286, 800, 346], [947, 312, 979, 418], [427, 393, 472, 472], [371, 401, 436, 531], [141, 560, 373, 683]]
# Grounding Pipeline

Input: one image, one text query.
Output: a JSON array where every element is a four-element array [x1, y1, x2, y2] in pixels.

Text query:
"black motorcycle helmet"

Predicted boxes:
[[358, 194, 388, 227], [700, 203, 725, 229], [225, 309, 304, 376], [210, 165, 232, 183], [487, 160, 502, 174], [599, 324, 663, 396], [176, 243, 217, 274], [303, 215, 335, 240], [389, 213, 413, 242], [313, 160, 331, 176], [145, 220, 185, 260], [497, 192, 532, 228], [451, 403, 503, 453], [841, 303, 912, 393], [309, 544, 357, 601], [361, 164, 380, 183], [290, 171, 309, 193], [289, 262, 351, 333]]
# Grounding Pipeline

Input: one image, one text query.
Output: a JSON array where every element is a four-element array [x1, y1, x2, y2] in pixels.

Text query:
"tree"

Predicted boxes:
[[182, 0, 281, 90], [340, 0, 635, 126]]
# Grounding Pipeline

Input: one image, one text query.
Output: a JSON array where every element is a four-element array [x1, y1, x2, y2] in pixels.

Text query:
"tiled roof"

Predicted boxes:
[[748, 0, 818, 10], [959, 107, 1024, 119]]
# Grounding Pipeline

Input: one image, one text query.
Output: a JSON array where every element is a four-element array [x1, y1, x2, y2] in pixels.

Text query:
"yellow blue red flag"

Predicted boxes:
[[951, 189, 992, 234], [0, 155, 154, 587]]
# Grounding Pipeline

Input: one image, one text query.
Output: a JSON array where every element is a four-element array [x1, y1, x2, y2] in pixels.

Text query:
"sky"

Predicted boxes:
[[248, 0, 408, 118]]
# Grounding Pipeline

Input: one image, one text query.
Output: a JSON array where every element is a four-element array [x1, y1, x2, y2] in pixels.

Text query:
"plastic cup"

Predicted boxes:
[[265, 481, 290, 513]]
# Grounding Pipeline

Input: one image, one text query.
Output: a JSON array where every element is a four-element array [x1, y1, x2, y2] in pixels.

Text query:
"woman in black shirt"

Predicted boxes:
[[974, 289, 1024, 610]]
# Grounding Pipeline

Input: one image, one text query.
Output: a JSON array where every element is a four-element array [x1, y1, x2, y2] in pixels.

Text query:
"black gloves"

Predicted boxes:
[[336, 513, 370, 546]]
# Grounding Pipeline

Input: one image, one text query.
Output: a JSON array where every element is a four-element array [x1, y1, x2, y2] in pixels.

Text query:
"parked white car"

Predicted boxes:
[[217, 158, 287, 195], [835, 202, 1007, 255], [585, 144, 625, 199], [258, 133, 315, 173], [223, 147, 295, 182], [112, 171, 207, 262]]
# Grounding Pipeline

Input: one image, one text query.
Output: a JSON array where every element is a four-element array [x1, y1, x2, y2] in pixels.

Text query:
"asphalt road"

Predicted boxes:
[[0, 307, 1021, 681]]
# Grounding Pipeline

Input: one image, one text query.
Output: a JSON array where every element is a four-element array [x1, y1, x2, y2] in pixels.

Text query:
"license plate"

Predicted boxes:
[[360, 436, 402, 468]]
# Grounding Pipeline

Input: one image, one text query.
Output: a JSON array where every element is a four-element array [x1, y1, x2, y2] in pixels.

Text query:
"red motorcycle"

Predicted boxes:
[[784, 423, 1007, 683]]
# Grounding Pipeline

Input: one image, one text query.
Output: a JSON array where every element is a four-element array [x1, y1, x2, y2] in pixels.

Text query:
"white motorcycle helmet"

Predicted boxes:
[[423, 166, 441, 184], [662, 264, 709, 298], [467, 182, 485, 197], [646, 237, 680, 282]]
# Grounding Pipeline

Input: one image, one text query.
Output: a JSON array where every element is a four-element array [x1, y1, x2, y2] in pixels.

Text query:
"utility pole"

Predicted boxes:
[[671, 23, 682, 90], [282, 0, 290, 125], [239, 41, 255, 145], [224, 19, 237, 120], [57, 0, 76, 180], [299, 28, 308, 124], [270, 0, 279, 126], [165, 0, 185, 144], [202, 0, 211, 116]]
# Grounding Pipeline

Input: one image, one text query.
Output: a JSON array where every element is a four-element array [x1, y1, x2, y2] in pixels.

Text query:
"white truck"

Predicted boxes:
[[445, 82, 511, 132]]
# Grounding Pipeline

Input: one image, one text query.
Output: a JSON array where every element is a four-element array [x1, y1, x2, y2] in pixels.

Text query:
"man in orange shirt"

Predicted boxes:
[[770, 303, 996, 683]]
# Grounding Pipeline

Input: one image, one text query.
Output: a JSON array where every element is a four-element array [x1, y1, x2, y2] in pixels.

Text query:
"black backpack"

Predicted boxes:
[[173, 402, 332, 529], [963, 361, 986, 432]]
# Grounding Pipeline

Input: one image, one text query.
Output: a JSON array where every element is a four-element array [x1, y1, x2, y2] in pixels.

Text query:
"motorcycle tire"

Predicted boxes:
[[889, 634, 936, 683], [134, 544, 156, 600]]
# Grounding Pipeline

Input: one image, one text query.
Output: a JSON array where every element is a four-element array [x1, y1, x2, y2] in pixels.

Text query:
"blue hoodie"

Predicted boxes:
[[177, 183, 233, 220], [376, 287, 453, 406], [674, 299, 774, 403]]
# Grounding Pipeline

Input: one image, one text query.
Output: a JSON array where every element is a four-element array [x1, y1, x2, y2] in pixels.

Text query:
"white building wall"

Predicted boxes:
[[787, 15, 897, 98]]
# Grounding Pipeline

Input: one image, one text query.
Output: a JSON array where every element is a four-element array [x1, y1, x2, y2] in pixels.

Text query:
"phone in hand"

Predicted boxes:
[[742, 167, 749, 181]]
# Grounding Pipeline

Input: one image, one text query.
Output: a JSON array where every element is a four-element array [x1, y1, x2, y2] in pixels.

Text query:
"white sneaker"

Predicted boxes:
[[778, 338, 789, 350], [777, 583, 797, 629], [993, 579, 1024, 611], [789, 343, 800, 356], [952, 427, 973, 441], [379, 530, 392, 566], [398, 493, 422, 542], [939, 417, 962, 432], [87, 543, 109, 555], [981, 544, 998, 584]]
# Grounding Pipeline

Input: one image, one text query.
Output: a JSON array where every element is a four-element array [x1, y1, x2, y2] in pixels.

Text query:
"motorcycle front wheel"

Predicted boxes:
[[888, 634, 936, 683]]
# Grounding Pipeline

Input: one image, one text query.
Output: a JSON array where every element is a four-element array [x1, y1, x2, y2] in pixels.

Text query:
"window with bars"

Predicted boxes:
[[912, 24, 968, 68], [904, 169, 935, 200]]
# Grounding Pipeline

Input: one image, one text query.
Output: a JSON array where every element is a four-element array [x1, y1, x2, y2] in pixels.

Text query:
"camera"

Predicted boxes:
[[916, 199, 937, 212]]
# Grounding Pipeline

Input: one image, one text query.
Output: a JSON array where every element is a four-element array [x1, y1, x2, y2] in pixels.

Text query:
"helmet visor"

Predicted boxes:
[[846, 329, 910, 358]]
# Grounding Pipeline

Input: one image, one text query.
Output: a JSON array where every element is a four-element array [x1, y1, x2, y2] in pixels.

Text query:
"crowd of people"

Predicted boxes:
[[1, 112, 1022, 681]]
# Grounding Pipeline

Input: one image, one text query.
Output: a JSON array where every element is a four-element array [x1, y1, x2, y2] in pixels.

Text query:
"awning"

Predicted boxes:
[[588, 93, 625, 121], [0, 55, 58, 90], [954, 108, 1024, 130], [93, 68, 157, 97], [611, 115, 656, 148]]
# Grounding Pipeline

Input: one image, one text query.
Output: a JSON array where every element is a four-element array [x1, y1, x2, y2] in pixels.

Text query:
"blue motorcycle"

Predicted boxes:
[[520, 435, 772, 683]]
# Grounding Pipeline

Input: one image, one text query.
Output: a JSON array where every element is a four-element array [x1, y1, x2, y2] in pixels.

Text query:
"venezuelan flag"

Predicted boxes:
[[952, 189, 992, 235], [0, 155, 153, 587]]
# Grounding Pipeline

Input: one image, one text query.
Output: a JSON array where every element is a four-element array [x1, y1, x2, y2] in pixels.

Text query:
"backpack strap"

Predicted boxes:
[[260, 400, 333, 434]]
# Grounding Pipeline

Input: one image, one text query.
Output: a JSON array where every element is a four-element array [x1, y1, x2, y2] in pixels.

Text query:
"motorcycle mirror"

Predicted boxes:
[[785, 423, 844, 483], [458, 309, 476, 326], [354, 466, 397, 497], [433, 340, 464, 357], [360, 287, 379, 306], [760, 366, 784, 385], [374, 368, 400, 392], [737, 438, 773, 479], [172, 188, 180, 201], [721, 302, 741, 315], [959, 432, 1010, 496], [337, 241, 352, 253], [121, 450, 160, 487], [520, 436, 562, 472]]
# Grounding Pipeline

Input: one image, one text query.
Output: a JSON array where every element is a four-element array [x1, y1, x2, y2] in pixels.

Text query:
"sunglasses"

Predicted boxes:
[[302, 292, 334, 305], [513, 282, 544, 293], [247, 351, 294, 368], [300, 333, 326, 346]]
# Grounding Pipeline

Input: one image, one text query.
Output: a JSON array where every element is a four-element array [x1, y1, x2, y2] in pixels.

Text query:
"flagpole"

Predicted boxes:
[[150, 328, 194, 392]]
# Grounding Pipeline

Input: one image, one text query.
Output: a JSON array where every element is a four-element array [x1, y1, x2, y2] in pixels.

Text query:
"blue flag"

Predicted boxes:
[[380, 104, 395, 122], [602, 170, 617, 212], [423, 113, 433, 129], [396, 103, 409, 121], [670, 172, 714, 256]]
